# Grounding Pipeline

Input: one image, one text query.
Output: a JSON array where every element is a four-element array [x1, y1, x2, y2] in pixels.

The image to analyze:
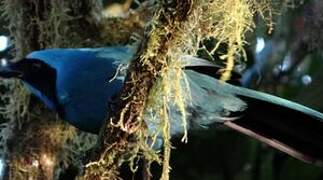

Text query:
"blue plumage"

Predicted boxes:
[[0, 46, 323, 163], [25, 47, 134, 132]]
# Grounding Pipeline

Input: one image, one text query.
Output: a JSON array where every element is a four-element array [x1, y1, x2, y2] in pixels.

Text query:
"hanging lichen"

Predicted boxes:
[[85, 0, 280, 180], [0, 0, 288, 179], [0, 0, 102, 179]]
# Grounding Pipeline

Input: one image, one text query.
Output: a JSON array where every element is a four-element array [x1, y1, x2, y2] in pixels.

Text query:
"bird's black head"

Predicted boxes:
[[0, 58, 53, 80], [0, 58, 59, 111], [0, 59, 23, 78]]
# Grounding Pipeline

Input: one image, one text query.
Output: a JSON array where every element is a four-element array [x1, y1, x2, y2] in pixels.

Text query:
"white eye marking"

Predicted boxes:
[[32, 63, 41, 68], [1, 58, 8, 67]]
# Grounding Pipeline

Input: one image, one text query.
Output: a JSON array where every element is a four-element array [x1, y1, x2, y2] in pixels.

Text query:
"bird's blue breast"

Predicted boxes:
[[26, 47, 134, 133]]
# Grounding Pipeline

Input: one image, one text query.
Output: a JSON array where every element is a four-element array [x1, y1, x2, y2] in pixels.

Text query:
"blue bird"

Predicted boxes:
[[0, 46, 323, 164]]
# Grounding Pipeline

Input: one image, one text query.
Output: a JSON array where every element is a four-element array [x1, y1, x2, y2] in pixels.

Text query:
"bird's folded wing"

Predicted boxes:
[[181, 55, 241, 85]]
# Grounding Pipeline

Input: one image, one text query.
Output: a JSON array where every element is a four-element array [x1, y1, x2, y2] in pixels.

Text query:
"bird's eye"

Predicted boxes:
[[32, 62, 42, 68]]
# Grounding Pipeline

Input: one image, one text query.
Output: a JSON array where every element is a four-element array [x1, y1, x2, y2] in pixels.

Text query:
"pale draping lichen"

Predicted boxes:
[[0, 0, 101, 179], [85, 0, 277, 180], [115, 0, 277, 180], [84, 1, 193, 179], [0, 80, 29, 165], [0, 0, 278, 179], [192, 0, 252, 81], [2, 0, 103, 51], [141, 1, 263, 178]]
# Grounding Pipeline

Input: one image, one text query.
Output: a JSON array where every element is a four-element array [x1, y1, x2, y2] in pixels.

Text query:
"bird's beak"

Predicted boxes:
[[0, 59, 23, 78]]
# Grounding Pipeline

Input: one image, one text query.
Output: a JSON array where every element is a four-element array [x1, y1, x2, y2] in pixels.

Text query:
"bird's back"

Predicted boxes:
[[26, 47, 134, 132]]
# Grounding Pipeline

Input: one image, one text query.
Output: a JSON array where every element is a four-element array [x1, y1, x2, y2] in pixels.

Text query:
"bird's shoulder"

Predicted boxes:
[[26, 46, 134, 68]]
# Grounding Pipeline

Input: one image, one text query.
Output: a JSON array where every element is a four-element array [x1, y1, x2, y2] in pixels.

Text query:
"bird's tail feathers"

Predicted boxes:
[[223, 84, 323, 165], [183, 62, 323, 165]]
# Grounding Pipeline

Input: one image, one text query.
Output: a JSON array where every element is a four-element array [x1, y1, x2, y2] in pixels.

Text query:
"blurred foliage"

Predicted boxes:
[[170, 129, 323, 180]]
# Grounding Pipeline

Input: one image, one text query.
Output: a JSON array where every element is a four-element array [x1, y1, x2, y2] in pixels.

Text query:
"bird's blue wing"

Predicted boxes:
[[27, 47, 135, 133], [144, 69, 247, 136]]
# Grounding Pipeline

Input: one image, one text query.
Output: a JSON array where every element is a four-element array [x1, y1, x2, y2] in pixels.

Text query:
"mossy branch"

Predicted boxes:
[[84, 1, 195, 179]]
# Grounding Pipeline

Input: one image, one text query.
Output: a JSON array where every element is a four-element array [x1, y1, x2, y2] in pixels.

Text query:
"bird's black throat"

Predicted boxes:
[[18, 58, 60, 111]]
